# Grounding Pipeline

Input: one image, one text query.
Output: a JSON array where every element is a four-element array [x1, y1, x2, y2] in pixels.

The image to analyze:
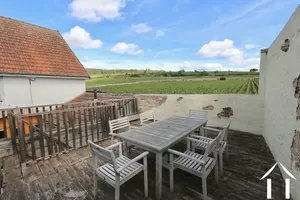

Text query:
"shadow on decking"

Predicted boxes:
[[0, 130, 285, 200]]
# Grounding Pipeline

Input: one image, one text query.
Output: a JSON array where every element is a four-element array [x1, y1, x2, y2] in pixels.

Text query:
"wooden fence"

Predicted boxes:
[[0, 98, 138, 139], [1, 98, 138, 164]]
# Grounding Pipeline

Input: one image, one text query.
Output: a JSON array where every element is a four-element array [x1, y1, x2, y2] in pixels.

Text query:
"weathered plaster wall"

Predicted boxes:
[[261, 5, 300, 200], [135, 94, 263, 134], [0, 76, 86, 108]]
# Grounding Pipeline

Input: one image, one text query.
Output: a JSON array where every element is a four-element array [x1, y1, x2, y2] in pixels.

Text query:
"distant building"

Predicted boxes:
[[0, 16, 89, 108]]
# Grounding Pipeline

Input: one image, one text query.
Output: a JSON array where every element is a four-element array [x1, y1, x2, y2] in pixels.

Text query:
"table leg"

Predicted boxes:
[[156, 152, 162, 200]]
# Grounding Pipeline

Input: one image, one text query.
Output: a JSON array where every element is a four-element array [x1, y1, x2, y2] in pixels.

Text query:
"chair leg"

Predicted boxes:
[[187, 139, 191, 151], [202, 176, 207, 199], [224, 146, 229, 162], [123, 142, 129, 156], [214, 151, 219, 184], [219, 150, 224, 177], [115, 177, 120, 200], [93, 171, 97, 199], [143, 157, 148, 197], [169, 154, 174, 192]]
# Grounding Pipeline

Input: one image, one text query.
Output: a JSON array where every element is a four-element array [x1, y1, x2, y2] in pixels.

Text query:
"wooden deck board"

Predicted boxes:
[[0, 129, 285, 200]]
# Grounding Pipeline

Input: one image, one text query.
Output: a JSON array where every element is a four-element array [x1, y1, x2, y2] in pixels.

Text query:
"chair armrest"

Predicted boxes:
[[168, 149, 205, 165], [186, 136, 209, 143], [116, 151, 149, 173], [106, 141, 123, 155], [201, 127, 221, 132], [189, 134, 212, 141], [130, 125, 140, 129], [106, 142, 123, 150]]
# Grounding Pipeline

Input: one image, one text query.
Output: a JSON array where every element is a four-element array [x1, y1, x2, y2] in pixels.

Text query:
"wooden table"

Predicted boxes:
[[118, 116, 206, 200]]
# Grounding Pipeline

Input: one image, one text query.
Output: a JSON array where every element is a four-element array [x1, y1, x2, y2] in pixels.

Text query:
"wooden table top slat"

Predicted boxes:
[[118, 116, 206, 152]]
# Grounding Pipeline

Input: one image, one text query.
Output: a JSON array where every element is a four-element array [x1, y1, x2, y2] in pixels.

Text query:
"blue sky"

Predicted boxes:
[[1, 0, 299, 71]]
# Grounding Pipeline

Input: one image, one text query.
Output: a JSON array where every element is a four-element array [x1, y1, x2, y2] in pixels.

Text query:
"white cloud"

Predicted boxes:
[[156, 29, 166, 37], [62, 26, 103, 48], [245, 44, 260, 50], [81, 58, 257, 71], [197, 39, 234, 57], [111, 42, 144, 55], [179, 61, 224, 71], [69, 0, 126, 22], [197, 39, 244, 65], [131, 23, 152, 34], [243, 58, 260, 65]]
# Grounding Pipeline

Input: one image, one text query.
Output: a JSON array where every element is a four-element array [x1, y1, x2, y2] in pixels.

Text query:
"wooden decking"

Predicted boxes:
[[0, 129, 285, 200]]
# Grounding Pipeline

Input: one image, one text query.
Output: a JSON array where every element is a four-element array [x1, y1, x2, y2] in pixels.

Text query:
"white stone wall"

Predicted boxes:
[[0, 76, 86, 108], [260, 5, 300, 200], [139, 94, 263, 135]]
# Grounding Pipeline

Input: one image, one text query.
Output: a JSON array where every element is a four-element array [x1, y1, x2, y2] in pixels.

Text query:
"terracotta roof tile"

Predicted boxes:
[[0, 16, 89, 78]]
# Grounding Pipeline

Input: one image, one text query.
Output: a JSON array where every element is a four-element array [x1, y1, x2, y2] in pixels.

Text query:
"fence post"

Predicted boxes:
[[135, 98, 139, 114], [114, 103, 118, 119], [15, 113, 26, 166], [7, 110, 18, 154]]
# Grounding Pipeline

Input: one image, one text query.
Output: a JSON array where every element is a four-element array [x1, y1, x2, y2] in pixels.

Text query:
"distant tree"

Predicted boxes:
[[178, 69, 185, 76], [250, 68, 258, 72]]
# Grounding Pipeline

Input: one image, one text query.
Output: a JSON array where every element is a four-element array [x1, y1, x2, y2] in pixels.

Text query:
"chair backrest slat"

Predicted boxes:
[[109, 116, 130, 133], [140, 111, 155, 125], [203, 131, 222, 161], [88, 141, 118, 170], [220, 122, 231, 142], [189, 110, 208, 120]]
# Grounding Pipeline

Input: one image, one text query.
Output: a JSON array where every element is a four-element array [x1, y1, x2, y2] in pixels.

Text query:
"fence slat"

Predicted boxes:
[[7, 110, 17, 153], [48, 113, 54, 155], [28, 109, 36, 160], [63, 112, 69, 150], [71, 111, 76, 148], [16, 113, 26, 164], [96, 107, 100, 141], [83, 109, 88, 144], [37, 115, 45, 158], [89, 108, 94, 142], [78, 109, 82, 146], [56, 110, 62, 152]]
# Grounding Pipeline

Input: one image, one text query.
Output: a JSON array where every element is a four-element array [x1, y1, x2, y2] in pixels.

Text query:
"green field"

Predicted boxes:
[[90, 79, 259, 94], [86, 68, 259, 86], [85, 68, 260, 94]]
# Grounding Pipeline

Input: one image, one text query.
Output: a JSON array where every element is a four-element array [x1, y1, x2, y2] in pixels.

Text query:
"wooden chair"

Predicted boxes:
[[168, 131, 222, 199], [140, 110, 157, 126], [189, 109, 208, 136], [88, 141, 149, 200], [108, 116, 138, 143], [190, 122, 231, 177]]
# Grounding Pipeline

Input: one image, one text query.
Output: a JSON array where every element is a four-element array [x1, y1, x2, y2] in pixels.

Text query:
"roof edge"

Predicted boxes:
[[0, 72, 90, 80], [0, 16, 58, 33]]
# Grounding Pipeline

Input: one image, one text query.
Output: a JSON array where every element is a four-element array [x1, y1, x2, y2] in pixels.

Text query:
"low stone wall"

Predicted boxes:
[[135, 94, 263, 135]]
